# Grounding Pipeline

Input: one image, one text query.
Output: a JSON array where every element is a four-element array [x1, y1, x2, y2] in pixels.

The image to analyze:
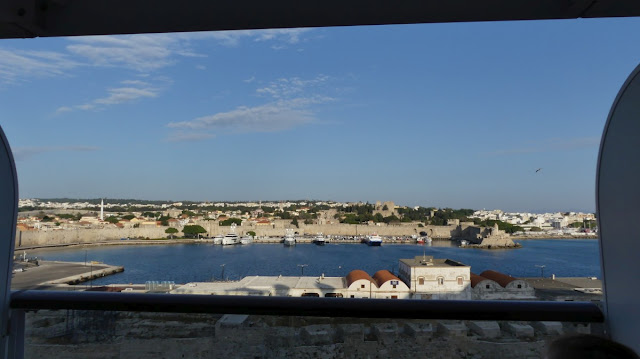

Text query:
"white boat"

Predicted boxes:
[[222, 224, 240, 245], [283, 229, 296, 246], [213, 235, 223, 245], [313, 233, 326, 246], [240, 235, 253, 245], [365, 234, 383, 246]]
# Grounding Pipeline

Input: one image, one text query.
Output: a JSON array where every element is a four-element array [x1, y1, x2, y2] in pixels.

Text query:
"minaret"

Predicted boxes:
[[100, 198, 104, 221]]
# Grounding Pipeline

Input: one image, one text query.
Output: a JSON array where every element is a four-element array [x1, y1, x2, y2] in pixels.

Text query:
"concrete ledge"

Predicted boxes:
[[404, 322, 434, 338], [301, 324, 334, 345], [437, 321, 468, 336], [563, 322, 591, 334], [373, 323, 398, 344], [531, 321, 563, 335], [468, 321, 501, 338], [502, 322, 534, 338], [337, 324, 364, 343]]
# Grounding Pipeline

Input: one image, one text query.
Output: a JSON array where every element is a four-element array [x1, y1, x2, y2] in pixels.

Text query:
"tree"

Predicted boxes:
[[382, 204, 389, 211], [220, 218, 242, 226], [182, 225, 207, 238], [165, 227, 179, 239], [247, 231, 256, 237], [122, 214, 135, 220], [291, 218, 299, 228], [106, 216, 119, 224]]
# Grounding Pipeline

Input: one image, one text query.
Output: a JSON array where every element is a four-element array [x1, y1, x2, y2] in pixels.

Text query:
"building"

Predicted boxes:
[[397, 256, 471, 299]]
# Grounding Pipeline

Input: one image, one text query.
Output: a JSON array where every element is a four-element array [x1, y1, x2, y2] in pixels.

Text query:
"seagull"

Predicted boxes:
[[535, 168, 542, 173]]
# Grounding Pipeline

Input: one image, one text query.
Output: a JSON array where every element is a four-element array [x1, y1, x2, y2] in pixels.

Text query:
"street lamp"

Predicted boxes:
[[535, 264, 546, 278], [298, 264, 308, 276]]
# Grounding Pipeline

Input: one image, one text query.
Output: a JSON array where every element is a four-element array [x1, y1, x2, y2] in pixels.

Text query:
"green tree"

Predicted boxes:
[[220, 218, 242, 226], [122, 214, 135, 220], [165, 227, 179, 239], [247, 231, 256, 237], [106, 216, 119, 224], [291, 218, 299, 228], [182, 225, 207, 238]]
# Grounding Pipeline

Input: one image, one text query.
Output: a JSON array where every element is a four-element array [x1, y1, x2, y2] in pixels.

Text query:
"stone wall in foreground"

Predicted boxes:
[[24, 310, 597, 359]]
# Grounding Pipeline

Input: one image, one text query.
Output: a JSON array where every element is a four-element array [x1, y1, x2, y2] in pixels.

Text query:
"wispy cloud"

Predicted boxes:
[[486, 137, 601, 156], [0, 49, 79, 84], [56, 79, 161, 113], [167, 75, 334, 141], [256, 75, 330, 99], [13, 146, 99, 161], [0, 29, 313, 85]]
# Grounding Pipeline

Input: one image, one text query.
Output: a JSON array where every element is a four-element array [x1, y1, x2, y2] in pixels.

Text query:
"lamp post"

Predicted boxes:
[[298, 264, 308, 276], [535, 264, 546, 278]]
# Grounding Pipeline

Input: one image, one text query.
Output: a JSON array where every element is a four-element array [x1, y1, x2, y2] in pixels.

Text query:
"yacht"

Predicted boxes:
[[222, 224, 240, 245], [365, 234, 383, 246], [283, 229, 296, 246], [212, 235, 223, 245], [313, 233, 326, 246], [417, 236, 432, 245], [240, 235, 253, 245]]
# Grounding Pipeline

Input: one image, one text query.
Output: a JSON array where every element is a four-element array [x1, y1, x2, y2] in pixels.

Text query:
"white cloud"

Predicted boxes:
[[256, 75, 329, 99], [168, 101, 316, 133], [0, 29, 313, 86], [57, 80, 161, 113], [13, 146, 99, 161], [0, 49, 78, 84], [167, 74, 335, 139]]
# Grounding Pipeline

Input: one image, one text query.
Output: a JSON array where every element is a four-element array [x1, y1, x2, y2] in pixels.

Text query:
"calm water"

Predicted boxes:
[[27, 239, 600, 286]]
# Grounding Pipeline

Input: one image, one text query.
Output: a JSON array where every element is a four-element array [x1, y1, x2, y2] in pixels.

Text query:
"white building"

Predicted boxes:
[[397, 256, 471, 300]]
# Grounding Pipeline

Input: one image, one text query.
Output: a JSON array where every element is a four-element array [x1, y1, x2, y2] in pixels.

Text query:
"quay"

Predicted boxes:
[[11, 260, 124, 290]]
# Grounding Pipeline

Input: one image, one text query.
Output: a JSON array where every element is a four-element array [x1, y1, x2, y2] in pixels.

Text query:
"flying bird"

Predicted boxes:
[[535, 168, 542, 173]]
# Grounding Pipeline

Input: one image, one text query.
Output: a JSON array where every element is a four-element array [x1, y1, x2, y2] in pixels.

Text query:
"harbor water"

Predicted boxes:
[[27, 239, 600, 286]]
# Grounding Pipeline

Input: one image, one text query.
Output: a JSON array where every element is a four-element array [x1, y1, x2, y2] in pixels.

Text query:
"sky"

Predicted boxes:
[[2, 18, 640, 212]]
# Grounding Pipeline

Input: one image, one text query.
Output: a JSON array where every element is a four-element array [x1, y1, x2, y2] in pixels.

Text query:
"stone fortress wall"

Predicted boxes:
[[14, 222, 461, 247]]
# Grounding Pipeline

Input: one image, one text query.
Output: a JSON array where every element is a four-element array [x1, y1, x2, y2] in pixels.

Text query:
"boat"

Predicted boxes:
[[213, 235, 223, 245], [364, 234, 383, 246], [222, 224, 240, 245], [283, 229, 296, 246], [417, 236, 432, 245], [240, 235, 253, 245], [312, 233, 326, 246]]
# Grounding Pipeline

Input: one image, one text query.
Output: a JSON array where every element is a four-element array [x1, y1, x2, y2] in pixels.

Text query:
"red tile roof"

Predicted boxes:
[[346, 270, 376, 287], [372, 270, 402, 287], [479, 270, 517, 288]]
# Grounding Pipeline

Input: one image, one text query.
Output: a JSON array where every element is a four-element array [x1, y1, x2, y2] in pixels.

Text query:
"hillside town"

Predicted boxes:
[[16, 199, 597, 239]]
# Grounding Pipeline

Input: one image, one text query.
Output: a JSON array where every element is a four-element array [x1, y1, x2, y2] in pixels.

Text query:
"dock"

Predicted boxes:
[[11, 260, 124, 290]]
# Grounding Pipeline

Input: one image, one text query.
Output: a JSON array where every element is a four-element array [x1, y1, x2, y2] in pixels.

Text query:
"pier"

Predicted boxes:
[[11, 260, 124, 290]]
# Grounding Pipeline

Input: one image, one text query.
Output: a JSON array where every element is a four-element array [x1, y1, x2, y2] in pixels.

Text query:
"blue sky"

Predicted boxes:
[[2, 18, 640, 212]]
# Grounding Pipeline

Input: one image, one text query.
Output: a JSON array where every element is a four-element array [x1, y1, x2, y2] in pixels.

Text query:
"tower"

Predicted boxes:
[[100, 199, 104, 221]]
